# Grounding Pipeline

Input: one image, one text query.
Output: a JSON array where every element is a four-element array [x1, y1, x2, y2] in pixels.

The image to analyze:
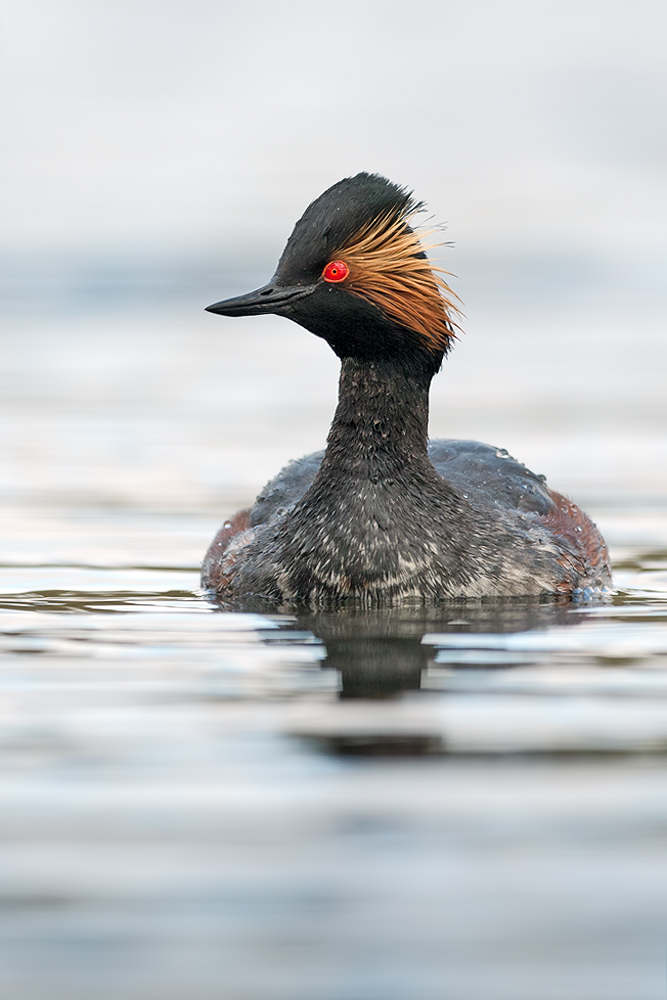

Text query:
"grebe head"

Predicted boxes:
[[206, 172, 460, 371]]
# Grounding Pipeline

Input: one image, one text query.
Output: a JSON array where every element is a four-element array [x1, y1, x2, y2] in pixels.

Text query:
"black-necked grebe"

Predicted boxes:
[[203, 173, 611, 606]]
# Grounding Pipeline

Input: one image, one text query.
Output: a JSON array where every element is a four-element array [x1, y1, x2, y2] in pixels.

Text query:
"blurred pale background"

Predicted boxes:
[[2, 0, 666, 529]]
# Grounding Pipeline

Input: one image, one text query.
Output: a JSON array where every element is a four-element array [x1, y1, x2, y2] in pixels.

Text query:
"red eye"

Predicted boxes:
[[322, 260, 349, 283]]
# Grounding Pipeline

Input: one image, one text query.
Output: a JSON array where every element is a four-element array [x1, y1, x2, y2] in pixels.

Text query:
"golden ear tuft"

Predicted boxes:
[[333, 207, 462, 353]]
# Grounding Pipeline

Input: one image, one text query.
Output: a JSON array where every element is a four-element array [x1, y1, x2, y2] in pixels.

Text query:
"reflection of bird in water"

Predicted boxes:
[[285, 602, 588, 755], [297, 600, 583, 701], [203, 173, 611, 607]]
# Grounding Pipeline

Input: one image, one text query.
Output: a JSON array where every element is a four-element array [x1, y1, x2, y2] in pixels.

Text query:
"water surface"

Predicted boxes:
[[1, 303, 666, 999]]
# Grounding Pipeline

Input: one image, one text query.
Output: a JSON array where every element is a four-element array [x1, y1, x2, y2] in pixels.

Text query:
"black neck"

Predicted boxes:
[[319, 355, 433, 478]]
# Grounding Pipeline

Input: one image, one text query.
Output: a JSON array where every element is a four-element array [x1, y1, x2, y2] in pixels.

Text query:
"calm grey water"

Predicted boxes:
[[2, 299, 667, 1000]]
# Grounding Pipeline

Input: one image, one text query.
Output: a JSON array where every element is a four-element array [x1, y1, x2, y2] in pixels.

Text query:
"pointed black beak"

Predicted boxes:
[[205, 281, 317, 317]]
